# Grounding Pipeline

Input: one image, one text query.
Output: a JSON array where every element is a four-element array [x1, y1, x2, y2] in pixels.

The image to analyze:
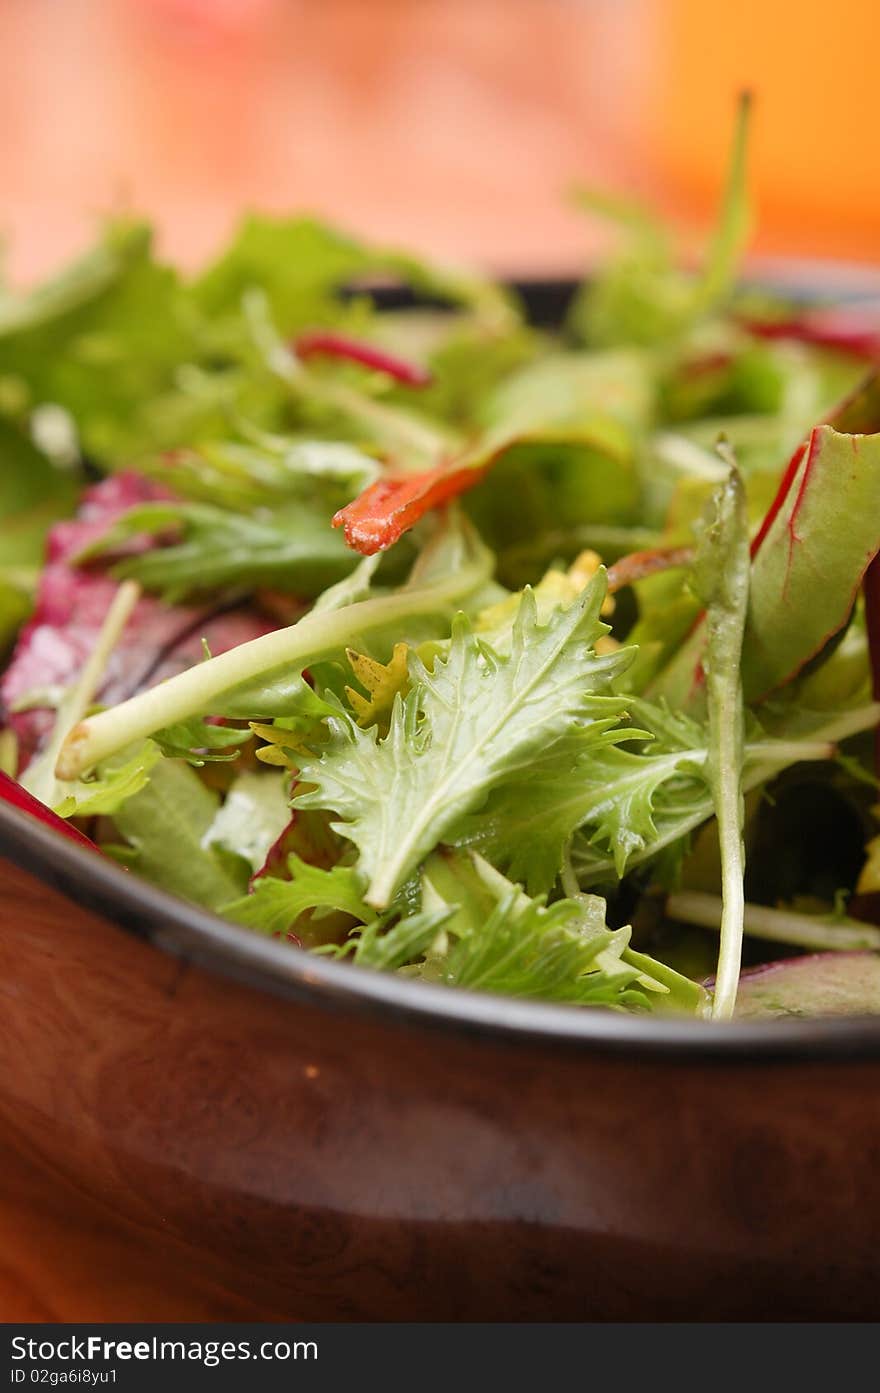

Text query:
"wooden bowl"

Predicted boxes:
[[4, 275, 880, 1320], [3, 796, 880, 1321]]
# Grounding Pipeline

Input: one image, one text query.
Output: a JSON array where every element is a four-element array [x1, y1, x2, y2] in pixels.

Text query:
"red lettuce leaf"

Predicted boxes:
[[1, 473, 275, 769], [655, 374, 880, 706], [0, 770, 96, 850]]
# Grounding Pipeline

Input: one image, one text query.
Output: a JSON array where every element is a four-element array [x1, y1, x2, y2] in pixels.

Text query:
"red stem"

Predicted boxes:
[[606, 546, 695, 594], [750, 442, 807, 558], [0, 772, 96, 851], [741, 312, 880, 362], [293, 331, 433, 387]]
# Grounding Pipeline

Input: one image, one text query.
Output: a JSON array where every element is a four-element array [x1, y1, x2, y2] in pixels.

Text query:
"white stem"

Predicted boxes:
[[669, 890, 880, 953], [703, 466, 750, 1023], [560, 841, 581, 899], [24, 581, 141, 805], [56, 561, 488, 782], [709, 718, 746, 1021]]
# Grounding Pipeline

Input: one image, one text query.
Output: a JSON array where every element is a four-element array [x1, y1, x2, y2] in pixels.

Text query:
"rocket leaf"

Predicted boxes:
[[693, 466, 750, 1020]]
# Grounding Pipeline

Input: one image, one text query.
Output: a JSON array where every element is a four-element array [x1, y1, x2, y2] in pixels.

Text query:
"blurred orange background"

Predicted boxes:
[[0, 0, 877, 285]]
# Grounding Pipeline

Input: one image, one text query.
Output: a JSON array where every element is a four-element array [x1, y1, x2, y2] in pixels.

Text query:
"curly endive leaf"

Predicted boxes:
[[417, 851, 705, 1012], [452, 724, 705, 894], [223, 853, 370, 937], [345, 643, 409, 732], [567, 699, 856, 889], [295, 575, 632, 908]]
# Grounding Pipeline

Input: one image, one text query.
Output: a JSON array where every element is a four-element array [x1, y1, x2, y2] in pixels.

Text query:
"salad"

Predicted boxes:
[[3, 103, 880, 1023]]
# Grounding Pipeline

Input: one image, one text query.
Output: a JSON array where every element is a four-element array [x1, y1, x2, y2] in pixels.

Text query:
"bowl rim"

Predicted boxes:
[[4, 796, 880, 1062], [5, 269, 880, 1065]]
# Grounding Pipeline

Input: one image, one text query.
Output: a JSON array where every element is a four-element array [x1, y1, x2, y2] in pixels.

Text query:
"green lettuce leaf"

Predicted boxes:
[[194, 214, 516, 338], [733, 952, 880, 1019], [0, 571, 33, 653], [654, 426, 880, 707], [463, 351, 648, 580], [201, 770, 292, 875], [138, 435, 379, 512], [223, 854, 371, 941], [54, 741, 163, 819], [153, 716, 255, 765], [294, 575, 632, 908], [0, 222, 206, 462], [742, 426, 880, 700], [0, 419, 78, 571], [78, 497, 358, 601], [417, 850, 705, 1012], [568, 93, 750, 349], [107, 757, 250, 910]]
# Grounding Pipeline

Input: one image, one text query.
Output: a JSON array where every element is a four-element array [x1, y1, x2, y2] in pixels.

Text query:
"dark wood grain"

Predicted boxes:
[[0, 1128, 286, 1321], [2, 853, 880, 1320]]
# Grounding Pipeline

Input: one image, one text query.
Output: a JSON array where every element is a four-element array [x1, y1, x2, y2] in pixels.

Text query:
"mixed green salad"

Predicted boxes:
[[4, 104, 880, 1022]]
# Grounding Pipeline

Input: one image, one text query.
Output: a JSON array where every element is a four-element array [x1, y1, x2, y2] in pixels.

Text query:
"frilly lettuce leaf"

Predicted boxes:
[[568, 702, 857, 890], [416, 850, 705, 1013], [452, 717, 706, 895], [223, 854, 371, 941], [294, 575, 633, 908]]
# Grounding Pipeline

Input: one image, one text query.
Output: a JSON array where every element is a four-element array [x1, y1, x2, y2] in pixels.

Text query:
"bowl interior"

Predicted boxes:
[[3, 271, 880, 1060]]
